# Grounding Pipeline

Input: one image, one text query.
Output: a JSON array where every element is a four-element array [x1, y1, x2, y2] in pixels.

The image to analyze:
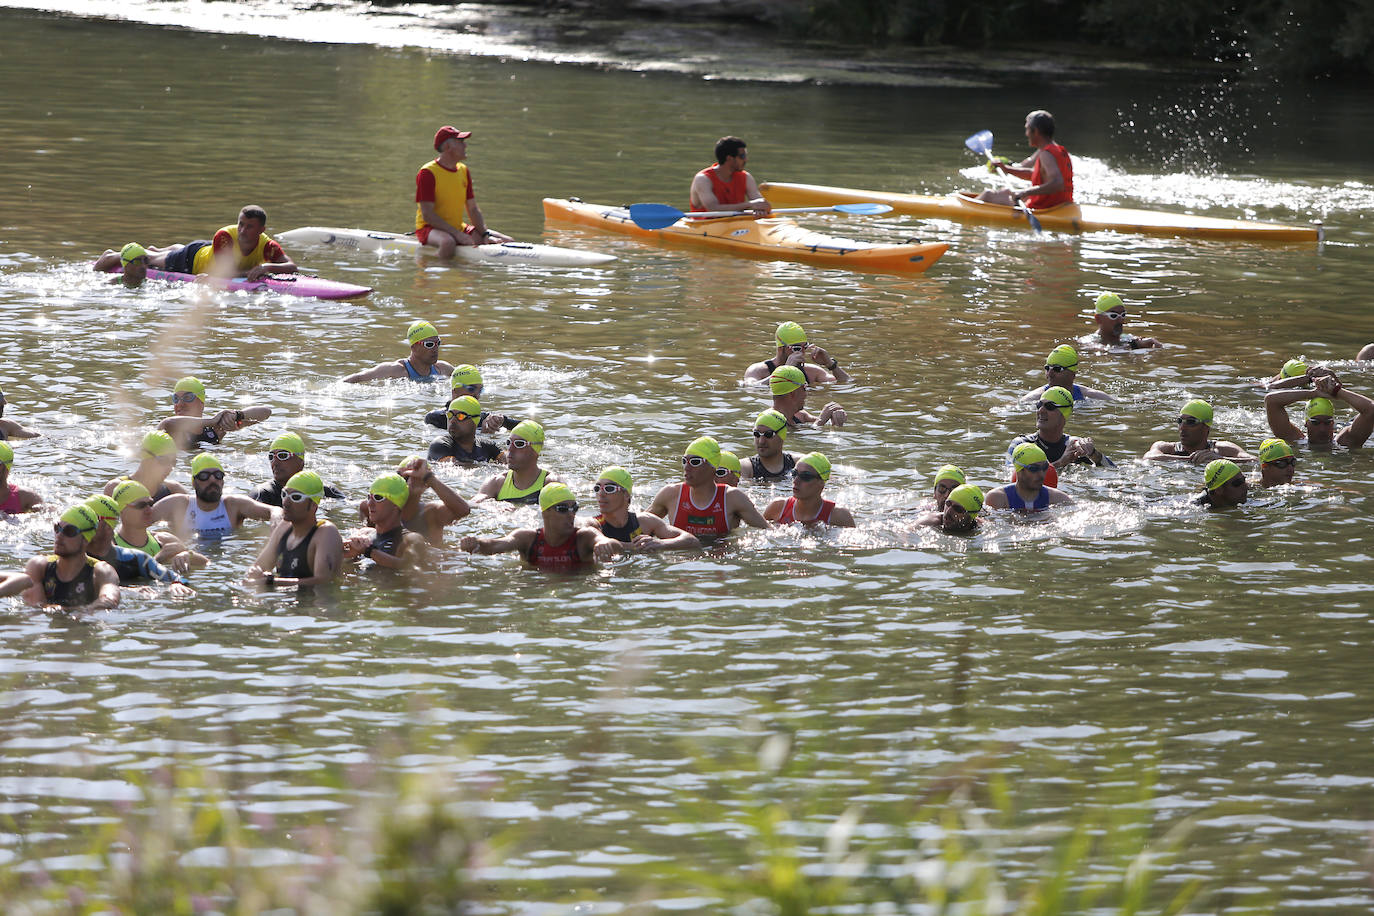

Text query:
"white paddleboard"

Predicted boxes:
[[277, 227, 616, 267]]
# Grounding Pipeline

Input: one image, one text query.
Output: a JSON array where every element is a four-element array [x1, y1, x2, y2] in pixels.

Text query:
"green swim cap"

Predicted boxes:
[[509, 420, 545, 454], [0, 442, 12, 467], [85, 494, 120, 526], [946, 484, 984, 516], [597, 466, 633, 494], [754, 408, 789, 440], [173, 377, 206, 401], [59, 504, 99, 541], [396, 454, 424, 474], [769, 365, 806, 396], [1280, 359, 1308, 379], [1041, 386, 1074, 420], [450, 364, 483, 387], [538, 482, 578, 512], [447, 396, 481, 418], [1258, 438, 1295, 464], [1095, 292, 1124, 314], [141, 430, 177, 458], [369, 473, 409, 510], [1180, 399, 1213, 425], [717, 451, 742, 476], [120, 242, 148, 265], [190, 453, 223, 477], [933, 464, 965, 487], [1046, 345, 1079, 369], [1305, 397, 1335, 419], [684, 436, 721, 467], [406, 320, 439, 345], [285, 470, 324, 503], [1204, 459, 1242, 490], [112, 479, 152, 510], [798, 452, 831, 481], [1012, 442, 1049, 470], [775, 321, 807, 347], [269, 432, 306, 456]]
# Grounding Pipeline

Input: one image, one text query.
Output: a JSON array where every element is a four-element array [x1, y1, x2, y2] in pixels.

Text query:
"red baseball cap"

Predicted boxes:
[[434, 126, 472, 150]]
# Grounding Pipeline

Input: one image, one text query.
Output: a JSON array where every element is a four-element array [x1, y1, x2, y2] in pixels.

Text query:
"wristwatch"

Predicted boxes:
[[828, 358, 839, 371], [264, 572, 275, 588]]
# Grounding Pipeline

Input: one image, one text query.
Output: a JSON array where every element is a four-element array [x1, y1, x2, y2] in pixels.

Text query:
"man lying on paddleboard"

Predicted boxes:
[[93, 204, 297, 285]]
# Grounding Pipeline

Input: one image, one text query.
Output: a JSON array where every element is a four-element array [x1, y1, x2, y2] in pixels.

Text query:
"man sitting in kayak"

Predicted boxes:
[[415, 125, 512, 258], [92, 206, 297, 282], [689, 136, 771, 216], [976, 110, 1073, 210]]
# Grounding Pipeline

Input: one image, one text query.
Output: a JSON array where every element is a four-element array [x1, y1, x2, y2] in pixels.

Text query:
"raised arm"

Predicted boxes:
[[1263, 389, 1309, 441]]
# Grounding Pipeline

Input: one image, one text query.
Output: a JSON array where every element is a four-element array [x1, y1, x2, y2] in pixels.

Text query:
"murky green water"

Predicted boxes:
[[2, 6, 1374, 910]]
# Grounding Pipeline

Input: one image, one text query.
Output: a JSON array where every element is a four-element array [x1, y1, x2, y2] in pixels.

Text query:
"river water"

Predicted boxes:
[[2, 5, 1374, 910]]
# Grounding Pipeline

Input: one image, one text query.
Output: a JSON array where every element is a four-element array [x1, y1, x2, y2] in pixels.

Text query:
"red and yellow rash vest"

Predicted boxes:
[[1024, 143, 1074, 210], [691, 164, 749, 210], [415, 159, 475, 231], [193, 225, 284, 275], [671, 483, 731, 536]]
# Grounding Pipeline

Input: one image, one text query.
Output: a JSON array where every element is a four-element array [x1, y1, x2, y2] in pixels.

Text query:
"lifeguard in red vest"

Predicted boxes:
[[689, 136, 772, 216], [977, 110, 1074, 211]]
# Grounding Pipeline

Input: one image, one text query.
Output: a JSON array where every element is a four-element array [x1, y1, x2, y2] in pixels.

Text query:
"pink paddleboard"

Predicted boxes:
[[104, 265, 372, 300]]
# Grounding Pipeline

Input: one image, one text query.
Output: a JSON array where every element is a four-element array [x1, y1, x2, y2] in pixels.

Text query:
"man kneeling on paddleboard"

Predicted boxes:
[[976, 110, 1073, 210], [415, 125, 512, 258], [93, 205, 297, 282]]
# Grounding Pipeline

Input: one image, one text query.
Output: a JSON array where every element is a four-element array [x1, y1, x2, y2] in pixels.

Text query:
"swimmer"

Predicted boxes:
[[0, 443, 42, 515], [1358, 344, 1374, 362], [768, 366, 846, 429], [342, 474, 427, 569], [343, 320, 454, 383], [740, 409, 797, 480], [1263, 358, 1317, 389], [646, 437, 772, 538], [428, 397, 503, 464], [985, 443, 1073, 512], [927, 465, 966, 512], [1018, 345, 1113, 403], [159, 377, 271, 451], [763, 452, 856, 527], [716, 450, 742, 487], [82, 495, 194, 596], [1264, 374, 1374, 449], [150, 454, 277, 542], [93, 206, 298, 282], [472, 420, 560, 505], [916, 484, 984, 534], [1195, 459, 1248, 509], [1144, 399, 1253, 464], [743, 321, 851, 386], [0, 388, 40, 440], [461, 482, 619, 569], [393, 456, 472, 545], [247, 471, 344, 590], [424, 365, 520, 434], [1256, 438, 1297, 487], [103, 430, 187, 502], [103, 242, 150, 288], [111, 479, 204, 572], [248, 433, 345, 507], [1091, 293, 1161, 350], [0, 505, 119, 611], [1007, 386, 1103, 487], [584, 466, 700, 551]]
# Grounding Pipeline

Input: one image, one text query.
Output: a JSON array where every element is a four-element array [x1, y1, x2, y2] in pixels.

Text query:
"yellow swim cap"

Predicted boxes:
[[1180, 399, 1213, 425], [775, 321, 807, 347], [1280, 359, 1308, 379], [754, 408, 789, 440], [451, 364, 483, 387], [1305, 397, 1335, 419], [59, 504, 99, 542], [1257, 438, 1295, 464], [1204, 459, 1242, 490], [269, 432, 306, 456], [1012, 442, 1049, 470], [369, 473, 409, 510], [933, 464, 965, 487], [85, 494, 120, 525], [406, 320, 439, 345], [947, 484, 984, 516], [285, 470, 324, 503], [112, 479, 152, 510], [190, 454, 223, 477], [120, 242, 148, 265], [798, 452, 830, 481], [510, 420, 545, 454], [173, 377, 206, 401], [717, 451, 742, 476], [1046, 345, 1079, 369], [1040, 386, 1074, 420], [396, 455, 424, 473], [0, 442, 12, 467], [447, 396, 481, 418], [1095, 292, 1124, 314], [769, 365, 806, 396], [141, 430, 177, 458], [597, 465, 633, 493], [538, 482, 578, 513], [684, 436, 721, 467]]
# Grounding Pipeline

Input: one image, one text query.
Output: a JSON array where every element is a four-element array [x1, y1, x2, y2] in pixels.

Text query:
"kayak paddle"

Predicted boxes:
[[964, 129, 1044, 234], [628, 202, 891, 231]]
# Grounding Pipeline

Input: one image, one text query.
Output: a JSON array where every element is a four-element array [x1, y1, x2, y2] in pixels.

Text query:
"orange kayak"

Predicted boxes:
[[759, 181, 1323, 243], [542, 198, 948, 275]]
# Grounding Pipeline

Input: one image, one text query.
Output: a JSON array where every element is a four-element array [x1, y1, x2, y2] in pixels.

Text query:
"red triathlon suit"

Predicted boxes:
[[776, 497, 835, 525], [524, 529, 584, 570], [691, 164, 749, 210], [0, 483, 22, 514], [671, 483, 731, 536], [1022, 143, 1073, 210]]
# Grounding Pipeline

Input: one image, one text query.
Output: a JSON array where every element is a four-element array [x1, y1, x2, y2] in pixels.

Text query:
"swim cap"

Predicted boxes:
[[597, 466, 633, 494], [509, 420, 545, 454], [1041, 386, 1074, 420], [946, 484, 984, 517], [451, 364, 483, 387], [933, 464, 965, 487], [769, 365, 806, 396], [798, 452, 831, 481], [684, 436, 721, 467], [406, 320, 439, 345], [1180, 399, 1214, 425], [538, 482, 578, 513], [1204, 459, 1242, 490], [269, 432, 306, 456], [173, 377, 206, 401], [285, 470, 324, 503], [1305, 397, 1335, 420], [775, 321, 807, 347], [1011, 442, 1050, 470], [369, 473, 409, 510], [112, 479, 152, 510], [85, 494, 120, 526], [0, 442, 11, 467], [717, 451, 742, 476], [120, 242, 148, 265], [434, 125, 471, 150], [1280, 359, 1307, 379], [447, 396, 481, 418], [1258, 438, 1295, 464], [141, 430, 177, 458], [395, 454, 425, 474], [190, 453, 223, 477], [1095, 292, 1124, 314], [754, 408, 789, 440], [59, 504, 99, 541], [1046, 345, 1079, 369]]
